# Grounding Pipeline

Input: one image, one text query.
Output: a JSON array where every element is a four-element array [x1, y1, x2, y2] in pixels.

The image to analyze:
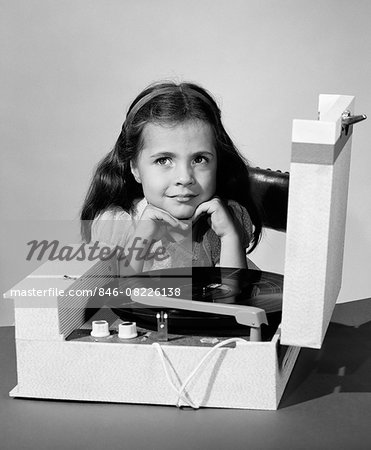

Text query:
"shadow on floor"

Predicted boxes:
[[280, 298, 371, 408]]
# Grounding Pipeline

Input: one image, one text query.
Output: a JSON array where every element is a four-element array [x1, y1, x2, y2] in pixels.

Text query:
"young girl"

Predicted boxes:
[[81, 82, 262, 274]]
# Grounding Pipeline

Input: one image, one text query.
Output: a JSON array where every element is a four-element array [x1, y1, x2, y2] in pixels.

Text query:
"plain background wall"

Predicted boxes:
[[1, 0, 371, 325]]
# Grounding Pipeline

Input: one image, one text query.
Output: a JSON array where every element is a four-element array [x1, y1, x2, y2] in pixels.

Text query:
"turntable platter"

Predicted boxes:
[[110, 267, 283, 336]]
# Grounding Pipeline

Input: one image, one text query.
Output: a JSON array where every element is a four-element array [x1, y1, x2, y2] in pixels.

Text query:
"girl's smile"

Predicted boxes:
[[130, 120, 217, 219], [167, 194, 197, 202]]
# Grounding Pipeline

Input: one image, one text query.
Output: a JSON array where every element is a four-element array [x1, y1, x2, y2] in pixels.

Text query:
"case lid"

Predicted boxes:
[[281, 94, 355, 348]]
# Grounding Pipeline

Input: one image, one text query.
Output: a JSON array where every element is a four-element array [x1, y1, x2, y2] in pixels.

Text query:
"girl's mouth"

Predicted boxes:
[[174, 196, 195, 202], [168, 194, 197, 203]]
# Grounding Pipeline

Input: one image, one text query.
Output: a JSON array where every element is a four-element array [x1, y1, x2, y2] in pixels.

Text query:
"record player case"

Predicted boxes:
[[5, 95, 365, 409]]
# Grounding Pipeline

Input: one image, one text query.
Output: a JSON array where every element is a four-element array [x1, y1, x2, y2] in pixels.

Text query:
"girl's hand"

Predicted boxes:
[[136, 204, 189, 241], [192, 197, 239, 241], [193, 197, 247, 268]]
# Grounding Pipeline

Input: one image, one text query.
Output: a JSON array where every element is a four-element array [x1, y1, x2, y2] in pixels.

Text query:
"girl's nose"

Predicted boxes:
[[175, 164, 195, 185]]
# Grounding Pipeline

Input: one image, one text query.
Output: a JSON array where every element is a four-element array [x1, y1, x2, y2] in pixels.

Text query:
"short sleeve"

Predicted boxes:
[[91, 208, 134, 248]]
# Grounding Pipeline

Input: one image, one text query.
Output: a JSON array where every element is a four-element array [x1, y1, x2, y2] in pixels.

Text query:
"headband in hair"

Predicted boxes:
[[125, 85, 217, 127]]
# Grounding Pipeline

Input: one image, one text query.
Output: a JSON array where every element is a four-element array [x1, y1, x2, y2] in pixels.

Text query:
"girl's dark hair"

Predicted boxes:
[[80, 81, 262, 252]]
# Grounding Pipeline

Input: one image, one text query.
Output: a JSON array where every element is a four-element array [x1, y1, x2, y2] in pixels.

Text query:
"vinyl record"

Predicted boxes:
[[111, 267, 283, 336]]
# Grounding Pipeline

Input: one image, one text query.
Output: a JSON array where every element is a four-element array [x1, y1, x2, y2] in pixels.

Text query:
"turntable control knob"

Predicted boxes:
[[90, 320, 110, 338], [118, 322, 138, 339]]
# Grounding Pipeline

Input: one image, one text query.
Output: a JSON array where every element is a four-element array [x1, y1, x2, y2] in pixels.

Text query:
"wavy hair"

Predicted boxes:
[[80, 81, 262, 251]]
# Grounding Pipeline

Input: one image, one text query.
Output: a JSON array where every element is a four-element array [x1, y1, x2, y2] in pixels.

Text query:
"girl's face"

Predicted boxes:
[[130, 120, 217, 219]]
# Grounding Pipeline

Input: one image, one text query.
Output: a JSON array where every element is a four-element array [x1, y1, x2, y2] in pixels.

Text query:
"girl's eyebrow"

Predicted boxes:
[[149, 151, 175, 159], [149, 150, 215, 159], [192, 151, 215, 156]]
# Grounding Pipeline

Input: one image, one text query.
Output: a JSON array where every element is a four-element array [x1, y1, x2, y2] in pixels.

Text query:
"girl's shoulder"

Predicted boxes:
[[95, 198, 148, 222], [96, 207, 131, 221]]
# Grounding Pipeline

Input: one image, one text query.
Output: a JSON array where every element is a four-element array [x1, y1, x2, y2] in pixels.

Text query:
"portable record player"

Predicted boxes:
[[5, 95, 366, 409]]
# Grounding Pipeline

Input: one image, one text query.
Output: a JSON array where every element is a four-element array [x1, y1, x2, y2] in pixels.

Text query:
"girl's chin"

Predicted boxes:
[[167, 205, 195, 220]]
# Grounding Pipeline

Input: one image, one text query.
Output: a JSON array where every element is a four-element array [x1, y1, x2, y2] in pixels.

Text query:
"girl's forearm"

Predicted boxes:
[[219, 234, 247, 269]]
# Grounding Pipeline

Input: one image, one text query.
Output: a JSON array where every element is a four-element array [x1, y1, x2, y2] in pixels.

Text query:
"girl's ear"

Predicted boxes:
[[130, 160, 141, 183]]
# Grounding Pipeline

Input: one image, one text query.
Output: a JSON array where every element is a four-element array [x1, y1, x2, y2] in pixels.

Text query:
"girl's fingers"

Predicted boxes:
[[192, 198, 221, 222], [145, 206, 189, 230], [162, 214, 189, 230]]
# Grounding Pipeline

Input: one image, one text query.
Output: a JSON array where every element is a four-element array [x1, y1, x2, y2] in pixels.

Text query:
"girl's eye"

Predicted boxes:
[[193, 155, 208, 164], [155, 157, 172, 166]]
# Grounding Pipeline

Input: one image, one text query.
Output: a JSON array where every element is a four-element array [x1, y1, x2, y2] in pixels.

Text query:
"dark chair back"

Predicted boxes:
[[249, 167, 289, 232]]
